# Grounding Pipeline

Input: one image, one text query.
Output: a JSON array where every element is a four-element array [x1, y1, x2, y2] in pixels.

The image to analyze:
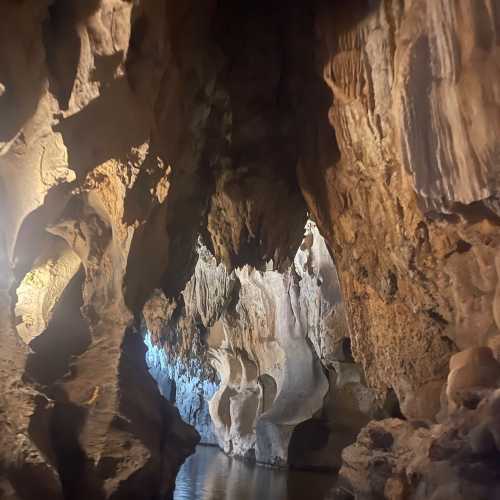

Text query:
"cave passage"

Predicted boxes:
[[173, 445, 339, 500], [2, 1, 500, 499]]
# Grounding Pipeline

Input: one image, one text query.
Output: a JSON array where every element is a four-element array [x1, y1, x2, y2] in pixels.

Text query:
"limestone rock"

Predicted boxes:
[[300, 0, 500, 414], [182, 243, 238, 329], [162, 224, 380, 469], [295, 221, 350, 366], [447, 347, 500, 409], [210, 262, 330, 464], [2, 0, 500, 496], [0, 0, 206, 496], [145, 332, 219, 445], [338, 388, 500, 499]]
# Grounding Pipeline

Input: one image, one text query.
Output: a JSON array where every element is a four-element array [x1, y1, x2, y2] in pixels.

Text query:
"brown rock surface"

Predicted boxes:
[[0, 1, 205, 497], [446, 346, 500, 410], [299, 0, 500, 413], [338, 388, 500, 500]]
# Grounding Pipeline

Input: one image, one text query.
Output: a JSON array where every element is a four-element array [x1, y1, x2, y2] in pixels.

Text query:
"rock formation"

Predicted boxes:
[[302, 0, 500, 417], [0, 1, 209, 497], [145, 333, 219, 446], [143, 223, 387, 469], [336, 348, 500, 499], [143, 291, 220, 446], [1, 0, 500, 498]]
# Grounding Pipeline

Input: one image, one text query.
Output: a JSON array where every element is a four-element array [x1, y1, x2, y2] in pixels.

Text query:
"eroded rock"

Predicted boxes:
[[151, 223, 382, 469], [300, 0, 500, 414]]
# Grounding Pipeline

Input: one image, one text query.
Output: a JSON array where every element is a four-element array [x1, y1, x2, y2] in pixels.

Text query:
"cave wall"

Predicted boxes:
[[300, 1, 500, 497], [144, 308, 219, 445], [0, 0, 212, 497], [299, 0, 500, 421], [0, 0, 314, 492]]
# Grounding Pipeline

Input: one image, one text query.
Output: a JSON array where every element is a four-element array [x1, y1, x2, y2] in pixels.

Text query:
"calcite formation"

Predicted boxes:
[[302, 0, 500, 417], [145, 224, 383, 468], [208, 244, 332, 465], [1, 0, 500, 498], [142, 288, 220, 445], [145, 333, 219, 445]]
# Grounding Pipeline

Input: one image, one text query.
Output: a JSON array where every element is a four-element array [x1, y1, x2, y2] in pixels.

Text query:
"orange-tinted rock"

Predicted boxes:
[[447, 347, 500, 407], [299, 0, 500, 413]]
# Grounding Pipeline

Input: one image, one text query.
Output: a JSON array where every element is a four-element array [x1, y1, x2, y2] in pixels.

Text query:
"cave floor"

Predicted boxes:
[[173, 445, 338, 500]]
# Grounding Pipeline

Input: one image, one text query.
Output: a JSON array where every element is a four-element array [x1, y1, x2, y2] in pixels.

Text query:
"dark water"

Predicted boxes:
[[173, 446, 337, 500]]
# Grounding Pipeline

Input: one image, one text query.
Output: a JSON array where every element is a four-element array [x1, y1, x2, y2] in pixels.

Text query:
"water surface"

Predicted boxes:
[[173, 445, 338, 500]]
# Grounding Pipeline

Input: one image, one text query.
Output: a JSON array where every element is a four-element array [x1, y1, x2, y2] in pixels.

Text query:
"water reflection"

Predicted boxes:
[[174, 446, 337, 500]]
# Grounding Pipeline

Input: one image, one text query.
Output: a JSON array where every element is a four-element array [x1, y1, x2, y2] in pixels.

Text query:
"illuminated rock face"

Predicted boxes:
[[302, 0, 500, 412], [306, 2, 500, 496], [145, 333, 219, 445], [208, 259, 332, 465], [0, 1, 208, 497], [1, 0, 500, 498]]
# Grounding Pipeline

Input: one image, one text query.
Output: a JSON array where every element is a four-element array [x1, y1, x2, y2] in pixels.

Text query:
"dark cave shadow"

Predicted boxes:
[[50, 394, 107, 500], [42, 0, 102, 110], [317, 0, 384, 34], [286, 468, 339, 500]]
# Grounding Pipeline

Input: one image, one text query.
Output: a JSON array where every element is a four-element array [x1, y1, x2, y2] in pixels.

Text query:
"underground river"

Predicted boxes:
[[173, 445, 339, 500]]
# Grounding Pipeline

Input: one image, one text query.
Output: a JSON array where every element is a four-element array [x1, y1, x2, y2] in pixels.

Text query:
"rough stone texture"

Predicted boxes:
[[15, 239, 81, 344], [0, 240, 63, 499], [182, 243, 238, 329], [0, 1, 208, 497], [337, 354, 500, 500], [294, 221, 349, 366], [299, 0, 500, 423], [158, 224, 382, 468], [1, 2, 320, 492], [204, 1, 312, 271], [210, 261, 330, 465], [142, 255, 231, 446]]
